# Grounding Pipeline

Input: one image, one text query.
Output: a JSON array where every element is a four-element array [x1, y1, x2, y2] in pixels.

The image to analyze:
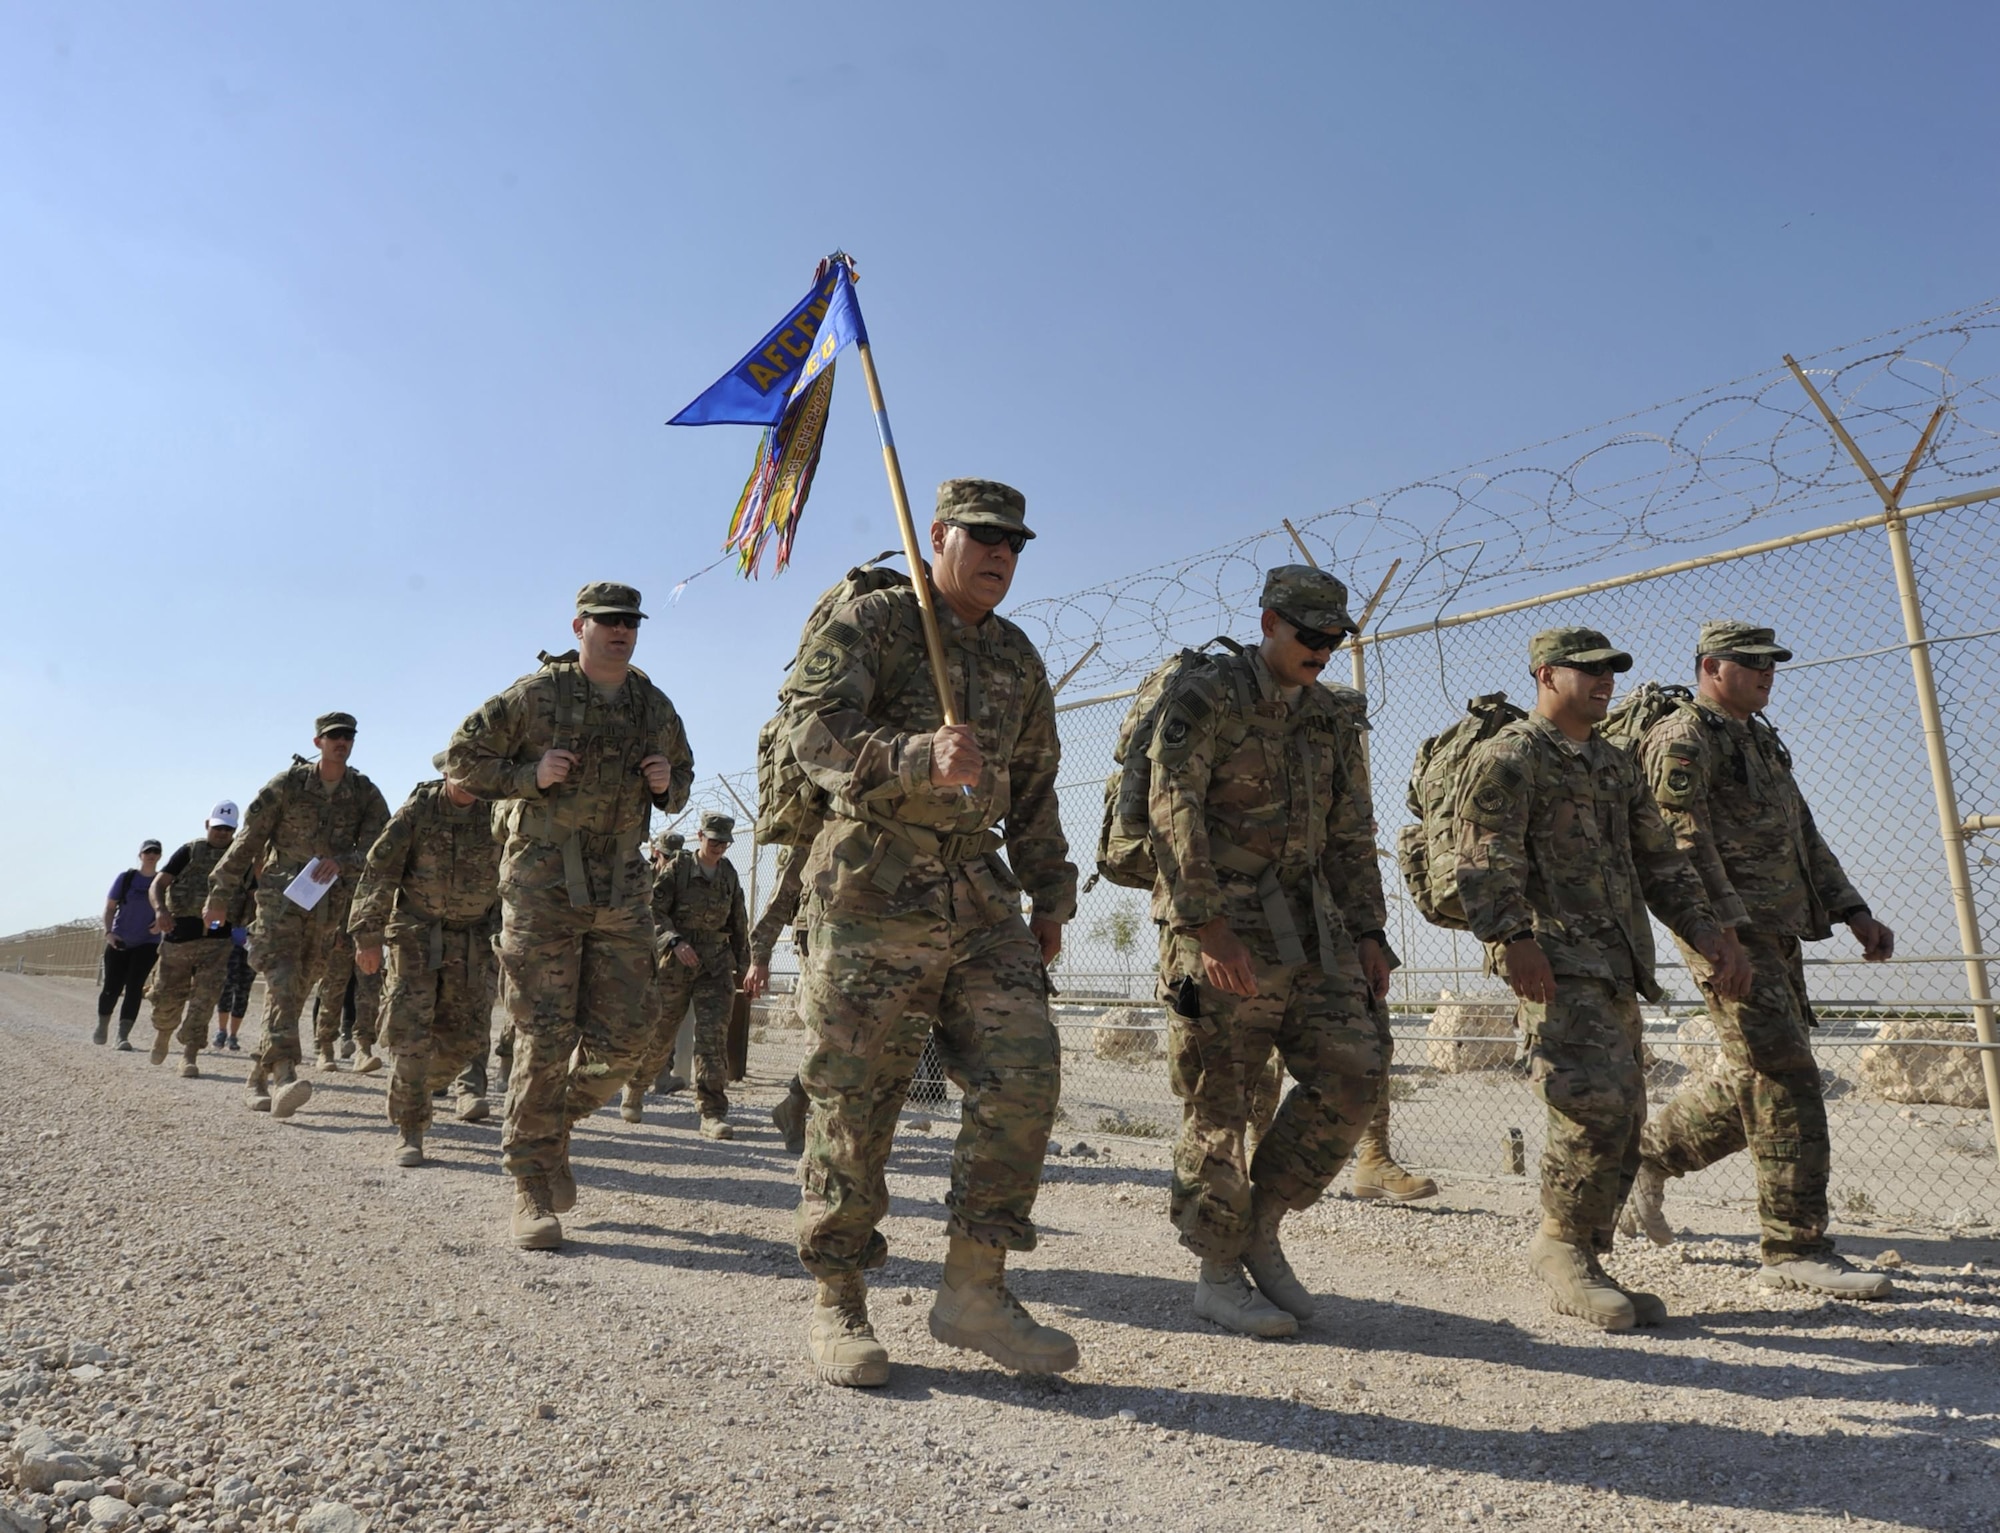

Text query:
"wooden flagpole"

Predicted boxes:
[[855, 339, 959, 729]]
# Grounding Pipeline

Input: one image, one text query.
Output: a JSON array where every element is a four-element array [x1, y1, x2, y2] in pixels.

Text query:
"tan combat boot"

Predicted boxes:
[[619, 1083, 645, 1124], [395, 1129, 425, 1169], [354, 1046, 384, 1076], [1589, 1238, 1666, 1326], [314, 1047, 339, 1071], [1757, 1253, 1892, 1300], [928, 1236, 1079, 1373], [807, 1271, 891, 1388], [699, 1116, 734, 1141], [1349, 1100, 1438, 1203], [179, 1044, 201, 1080], [454, 1092, 490, 1124], [244, 1064, 272, 1112], [511, 1176, 563, 1250], [1194, 1258, 1298, 1338], [1617, 1160, 1674, 1245], [548, 1156, 577, 1214], [1528, 1230, 1635, 1331], [149, 1027, 175, 1066], [1242, 1189, 1316, 1321], [270, 1066, 313, 1120], [772, 1080, 808, 1156]]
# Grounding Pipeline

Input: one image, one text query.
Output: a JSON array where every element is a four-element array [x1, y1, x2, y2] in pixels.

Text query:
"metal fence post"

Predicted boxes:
[[1785, 358, 2000, 1156]]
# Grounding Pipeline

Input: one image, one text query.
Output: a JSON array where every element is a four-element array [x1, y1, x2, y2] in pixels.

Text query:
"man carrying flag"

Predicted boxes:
[[777, 479, 1079, 1386]]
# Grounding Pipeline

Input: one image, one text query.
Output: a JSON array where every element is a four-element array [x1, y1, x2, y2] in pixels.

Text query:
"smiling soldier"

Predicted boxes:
[[1454, 627, 1745, 1330], [780, 478, 1078, 1388]]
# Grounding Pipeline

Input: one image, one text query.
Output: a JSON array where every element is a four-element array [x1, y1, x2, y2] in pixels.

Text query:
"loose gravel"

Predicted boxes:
[[1, 973, 1995, 1533]]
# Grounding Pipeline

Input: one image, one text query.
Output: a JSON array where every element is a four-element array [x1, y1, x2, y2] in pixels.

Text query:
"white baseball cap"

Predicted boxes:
[[207, 801, 241, 829]]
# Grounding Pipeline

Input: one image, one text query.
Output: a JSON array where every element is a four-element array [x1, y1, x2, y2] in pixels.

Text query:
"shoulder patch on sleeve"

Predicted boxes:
[[1664, 765, 1695, 795], [798, 645, 842, 686], [1471, 782, 1514, 817]]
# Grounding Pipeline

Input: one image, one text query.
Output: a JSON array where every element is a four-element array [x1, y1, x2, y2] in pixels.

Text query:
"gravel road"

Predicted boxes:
[[2, 972, 1995, 1533]]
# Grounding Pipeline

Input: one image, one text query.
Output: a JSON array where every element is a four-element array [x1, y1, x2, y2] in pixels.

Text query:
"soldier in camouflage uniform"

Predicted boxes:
[[349, 757, 505, 1167], [315, 944, 384, 1073], [145, 802, 241, 1078], [1622, 621, 1895, 1298], [635, 830, 691, 1101], [1148, 566, 1392, 1338], [1455, 628, 1744, 1330], [443, 582, 693, 1250], [626, 812, 748, 1134], [205, 713, 390, 1120], [783, 478, 1078, 1387], [745, 844, 811, 1154]]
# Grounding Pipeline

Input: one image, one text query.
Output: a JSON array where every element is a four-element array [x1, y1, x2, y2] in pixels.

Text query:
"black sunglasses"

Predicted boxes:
[[960, 524, 1028, 555], [1554, 660, 1619, 677], [1713, 652, 1777, 672], [319, 729, 356, 741], [1280, 614, 1346, 652], [589, 613, 643, 630]]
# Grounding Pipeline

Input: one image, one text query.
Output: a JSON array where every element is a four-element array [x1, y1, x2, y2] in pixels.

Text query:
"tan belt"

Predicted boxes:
[[1209, 837, 1339, 977]]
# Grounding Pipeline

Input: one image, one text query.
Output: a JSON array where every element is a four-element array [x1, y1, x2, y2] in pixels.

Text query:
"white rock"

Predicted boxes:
[[85, 1496, 134, 1529], [1425, 993, 1516, 1072], [0, 1365, 50, 1402], [1857, 1019, 1991, 1107], [129, 1475, 187, 1508], [69, 1365, 105, 1383], [0, 1506, 48, 1533], [210, 1476, 257, 1512], [18, 1445, 95, 1495], [298, 1507, 369, 1533], [68, 1343, 112, 1367]]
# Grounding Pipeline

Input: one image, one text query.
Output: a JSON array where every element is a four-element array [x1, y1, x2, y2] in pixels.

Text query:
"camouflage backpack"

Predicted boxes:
[[1089, 639, 1249, 891], [1598, 679, 1695, 756], [1396, 692, 1528, 930], [754, 552, 917, 849]]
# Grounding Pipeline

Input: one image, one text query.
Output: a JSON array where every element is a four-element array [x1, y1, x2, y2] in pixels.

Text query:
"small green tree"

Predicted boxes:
[[1089, 901, 1144, 957]]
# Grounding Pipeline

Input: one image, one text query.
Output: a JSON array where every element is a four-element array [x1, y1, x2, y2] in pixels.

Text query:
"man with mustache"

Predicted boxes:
[[1455, 627, 1745, 1329], [1148, 565, 1392, 1339], [1622, 621, 1895, 1298]]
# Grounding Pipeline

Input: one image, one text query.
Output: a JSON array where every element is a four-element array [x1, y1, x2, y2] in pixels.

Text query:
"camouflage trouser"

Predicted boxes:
[[147, 939, 232, 1054], [660, 962, 736, 1118], [247, 890, 351, 1073], [380, 925, 498, 1133], [1162, 930, 1385, 1260], [1642, 931, 1831, 1260], [1522, 977, 1646, 1243], [451, 935, 511, 1099], [497, 888, 653, 1180], [794, 909, 1058, 1277], [314, 938, 382, 1054], [632, 955, 693, 1100], [1247, 996, 1398, 1153]]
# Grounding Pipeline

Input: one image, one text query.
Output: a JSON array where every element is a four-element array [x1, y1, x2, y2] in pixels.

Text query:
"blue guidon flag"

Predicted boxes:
[[670, 253, 868, 577]]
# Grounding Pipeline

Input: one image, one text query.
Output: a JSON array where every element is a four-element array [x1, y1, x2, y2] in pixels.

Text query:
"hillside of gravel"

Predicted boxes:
[[1, 972, 1996, 1533]]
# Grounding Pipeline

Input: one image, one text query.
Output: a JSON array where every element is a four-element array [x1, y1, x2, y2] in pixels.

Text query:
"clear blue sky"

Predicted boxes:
[[4, 2, 1997, 934]]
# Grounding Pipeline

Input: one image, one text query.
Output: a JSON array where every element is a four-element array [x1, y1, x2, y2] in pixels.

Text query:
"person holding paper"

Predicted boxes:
[[205, 712, 390, 1118]]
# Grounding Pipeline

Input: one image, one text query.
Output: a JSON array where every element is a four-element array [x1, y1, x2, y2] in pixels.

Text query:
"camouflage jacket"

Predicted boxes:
[[348, 781, 504, 945], [1455, 711, 1719, 1000], [1641, 695, 1866, 941], [783, 584, 1077, 926], [749, 844, 806, 965], [652, 853, 749, 980], [209, 760, 390, 918], [443, 653, 693, 912], [160, 837, 229, 919], [1147, 648, 1387, 950]]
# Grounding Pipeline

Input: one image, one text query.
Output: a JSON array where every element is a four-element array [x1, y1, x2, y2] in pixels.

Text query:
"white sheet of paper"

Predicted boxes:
[[283, 859, 336, 912]]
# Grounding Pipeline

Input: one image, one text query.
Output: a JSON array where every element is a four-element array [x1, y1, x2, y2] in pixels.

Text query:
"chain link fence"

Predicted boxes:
[[7, 303, 2000, 1235]]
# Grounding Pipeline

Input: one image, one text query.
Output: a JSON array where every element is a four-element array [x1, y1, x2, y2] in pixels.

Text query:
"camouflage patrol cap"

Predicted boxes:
[[576, 581, 647, 619], [1260, 566, 1356, 636], [935, 479, 1036, 540], [698, 811, 735, 845], [1528, 627, 1633, 673], [653, 830, 685, 854], [1696, 620, 1793, 664], [315, 711, 358, 736]]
